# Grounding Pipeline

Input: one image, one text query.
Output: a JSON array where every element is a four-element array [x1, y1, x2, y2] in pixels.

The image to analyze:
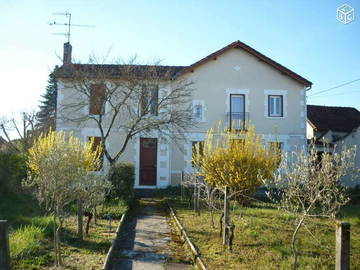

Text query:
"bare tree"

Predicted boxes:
[[54, 56, 195, 166], [263, 143, 357, 270], [0, 111, 38, 153]]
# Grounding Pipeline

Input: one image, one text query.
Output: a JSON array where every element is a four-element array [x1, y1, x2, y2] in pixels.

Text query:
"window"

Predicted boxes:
[[194, 105, 202, 121], [141, 87, 158, 116], [89, 84, 105, 115], [192, 141, 204, 167], [230, 94, 245, 130], [89, 136, 103, 171], [268, 95, 283, 117]]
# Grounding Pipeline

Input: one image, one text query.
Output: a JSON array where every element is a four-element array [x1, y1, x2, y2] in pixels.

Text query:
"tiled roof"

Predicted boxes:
[[53, 40, 312, 87], [307, 105, 360, 132], [53, 64, 186, 79]]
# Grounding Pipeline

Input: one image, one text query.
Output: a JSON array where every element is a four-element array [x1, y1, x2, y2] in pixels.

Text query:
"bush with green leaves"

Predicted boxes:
[[107, 162, 135, 201], [0, 152, 26, 193]]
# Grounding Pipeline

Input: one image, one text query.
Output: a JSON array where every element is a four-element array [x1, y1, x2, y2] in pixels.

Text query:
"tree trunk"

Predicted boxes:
[[77, 200, 83, 241], [223, 186, 230, 246], [196, 182, 200, 216], [292, 216, 305, 270], [93, 207, 97, 225], [85, 211, 93, 236]]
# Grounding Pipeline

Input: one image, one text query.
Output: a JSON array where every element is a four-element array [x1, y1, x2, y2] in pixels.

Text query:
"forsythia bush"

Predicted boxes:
[[25, 131, 110, 266], [193, 123, 279, 197]]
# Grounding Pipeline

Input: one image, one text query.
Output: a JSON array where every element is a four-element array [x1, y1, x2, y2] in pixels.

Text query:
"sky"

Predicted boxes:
[[0, 0, 359, 120]]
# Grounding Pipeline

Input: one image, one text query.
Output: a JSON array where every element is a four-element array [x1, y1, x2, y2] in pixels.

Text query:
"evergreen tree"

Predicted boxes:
[[37, 74, 58, 131]]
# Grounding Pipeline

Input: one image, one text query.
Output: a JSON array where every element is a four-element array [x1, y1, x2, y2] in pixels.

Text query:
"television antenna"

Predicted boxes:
[[49, 11, 95, 43]]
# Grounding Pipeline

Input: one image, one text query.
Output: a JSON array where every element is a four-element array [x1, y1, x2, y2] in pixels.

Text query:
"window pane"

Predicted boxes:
[[231, 95, 244, 113], [269, 96, 282, 116]]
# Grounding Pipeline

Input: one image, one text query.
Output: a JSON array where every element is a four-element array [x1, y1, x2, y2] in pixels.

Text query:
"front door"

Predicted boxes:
[[140, 138, 157, 185]]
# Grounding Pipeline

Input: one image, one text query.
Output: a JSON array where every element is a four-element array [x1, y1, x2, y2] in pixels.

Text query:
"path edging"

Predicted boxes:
[[167, 203, 208, 270], [102, 211, 127, 270]]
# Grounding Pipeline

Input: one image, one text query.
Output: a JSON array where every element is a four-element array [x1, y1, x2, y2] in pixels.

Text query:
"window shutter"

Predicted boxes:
[[89, 84, 105, 115]]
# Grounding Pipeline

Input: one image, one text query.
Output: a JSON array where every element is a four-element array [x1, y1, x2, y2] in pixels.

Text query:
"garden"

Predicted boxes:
[[167, 124, 360, 269], [0, 132, 134, 269]]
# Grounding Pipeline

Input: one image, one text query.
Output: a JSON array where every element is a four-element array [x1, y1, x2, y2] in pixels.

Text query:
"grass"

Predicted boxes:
[[0, 192, 128, 269], [169, 198, 360, 270]]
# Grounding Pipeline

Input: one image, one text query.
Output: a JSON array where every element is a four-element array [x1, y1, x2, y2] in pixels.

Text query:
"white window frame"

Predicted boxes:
[[264, 90, 288, 118], [192, 100, 206, 122], [268, 95, 283, 117]]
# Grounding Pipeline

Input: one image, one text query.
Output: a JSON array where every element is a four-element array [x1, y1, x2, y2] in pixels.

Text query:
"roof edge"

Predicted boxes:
[[178, 40, 312, 87]]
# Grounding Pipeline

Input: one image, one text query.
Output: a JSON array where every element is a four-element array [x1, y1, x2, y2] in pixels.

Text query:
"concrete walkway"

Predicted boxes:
[[108, 200, 191, 270]]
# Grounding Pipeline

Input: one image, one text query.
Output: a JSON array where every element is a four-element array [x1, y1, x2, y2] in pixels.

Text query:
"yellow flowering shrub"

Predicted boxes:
[[193, 123, 279, 197]]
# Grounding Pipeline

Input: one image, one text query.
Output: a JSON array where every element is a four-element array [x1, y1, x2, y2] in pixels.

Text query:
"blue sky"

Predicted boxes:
[[0, 0, 359, 118]]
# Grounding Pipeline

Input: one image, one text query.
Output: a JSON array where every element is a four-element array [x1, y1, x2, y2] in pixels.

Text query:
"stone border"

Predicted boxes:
[[102, 211, 127, 270], [167, 203, 208, 270]]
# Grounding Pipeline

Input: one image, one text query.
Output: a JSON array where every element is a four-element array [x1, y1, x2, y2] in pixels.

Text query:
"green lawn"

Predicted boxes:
[[0, 192, 128, 269], [170, 198, 360, 270]]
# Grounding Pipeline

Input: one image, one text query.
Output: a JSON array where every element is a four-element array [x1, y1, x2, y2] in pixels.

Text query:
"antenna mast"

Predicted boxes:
[[49, 11, 95, 43]]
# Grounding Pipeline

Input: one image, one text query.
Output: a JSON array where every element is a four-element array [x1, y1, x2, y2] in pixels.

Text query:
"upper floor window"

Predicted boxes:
[[141, 87, 158, 116], [195, 105, 203, 121], [230, 94, 245, 130], [89, 84, 105, 115], [268, 95, 283, 117]]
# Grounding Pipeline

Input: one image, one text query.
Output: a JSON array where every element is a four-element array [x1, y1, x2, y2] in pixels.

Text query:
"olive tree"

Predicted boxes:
[[262, 143, 357, 270], [24, 131, 108, 266]]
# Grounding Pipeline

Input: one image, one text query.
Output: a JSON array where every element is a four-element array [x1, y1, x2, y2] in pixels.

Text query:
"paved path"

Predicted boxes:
[[108, 200, 191, 270]]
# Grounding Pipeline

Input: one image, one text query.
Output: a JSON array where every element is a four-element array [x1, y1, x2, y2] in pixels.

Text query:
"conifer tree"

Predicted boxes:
[[36, 74, 58, 130]]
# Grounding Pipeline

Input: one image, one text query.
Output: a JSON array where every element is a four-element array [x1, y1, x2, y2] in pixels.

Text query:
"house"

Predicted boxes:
[[54, 40, 312, 189], [307, 105, 360, 186]]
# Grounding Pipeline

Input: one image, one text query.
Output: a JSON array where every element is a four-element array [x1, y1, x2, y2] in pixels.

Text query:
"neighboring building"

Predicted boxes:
[[307, 105, 360, 186], [55, 40, 312, 189]]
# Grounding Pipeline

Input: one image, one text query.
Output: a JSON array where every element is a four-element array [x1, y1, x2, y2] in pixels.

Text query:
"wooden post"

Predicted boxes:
[[223, 186, 230, 246], [181, 171, 184, 200], [193, 177, 198, 213], [0, 220, 10, 270], [336, 221, 350, 270], [196, 179, 200, 216], [77, 200, 83, 241]]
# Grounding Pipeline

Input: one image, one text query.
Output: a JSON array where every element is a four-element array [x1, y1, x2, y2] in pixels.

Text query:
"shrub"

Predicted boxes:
[[96, 199, 128, 219], [10, 225, 44, 259], [0, 152, 26, 193], [107, 162, 135, 201]]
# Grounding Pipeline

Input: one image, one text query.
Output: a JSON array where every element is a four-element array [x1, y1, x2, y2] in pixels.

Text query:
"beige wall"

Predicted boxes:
[[57, 47, 308, 188]]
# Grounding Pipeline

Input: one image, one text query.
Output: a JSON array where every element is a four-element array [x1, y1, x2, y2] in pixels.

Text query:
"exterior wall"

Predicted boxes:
[[173, 47, 307, 179], [56, 47, 308, 188], [336, 128, 360, 187]]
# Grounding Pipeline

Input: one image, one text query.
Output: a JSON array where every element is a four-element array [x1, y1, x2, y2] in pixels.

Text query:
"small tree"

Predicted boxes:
[[0, 111, 38, 153], [24, 131, 104, 266], [75, 172, 112, 237], [194, 123, 279, 247], [263, 143, 357, 270]]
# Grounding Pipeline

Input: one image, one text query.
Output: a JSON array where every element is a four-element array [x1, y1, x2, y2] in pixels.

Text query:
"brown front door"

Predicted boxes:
[[140, 138, 157, 185]]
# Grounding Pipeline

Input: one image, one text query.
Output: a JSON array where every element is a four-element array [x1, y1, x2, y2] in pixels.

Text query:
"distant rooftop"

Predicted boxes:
[[307, 105, 360, 133]]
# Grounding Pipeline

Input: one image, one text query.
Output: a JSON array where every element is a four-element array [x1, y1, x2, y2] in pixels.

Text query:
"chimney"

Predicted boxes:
[[63, 42, 72, 64]]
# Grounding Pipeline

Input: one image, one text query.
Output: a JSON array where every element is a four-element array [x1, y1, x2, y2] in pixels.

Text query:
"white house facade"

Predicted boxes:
[[55, 40, 312, 189]]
